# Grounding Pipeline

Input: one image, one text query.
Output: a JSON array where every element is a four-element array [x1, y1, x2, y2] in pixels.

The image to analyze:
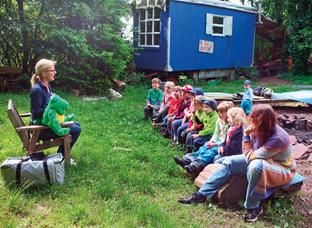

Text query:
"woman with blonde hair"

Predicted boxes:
[[30, 59, 81, 160], [178, 104, 301, 223], [30, 59, 56, 122]]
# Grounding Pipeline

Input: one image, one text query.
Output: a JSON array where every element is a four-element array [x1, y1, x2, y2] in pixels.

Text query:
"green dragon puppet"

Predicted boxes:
[[42, 94, 75, 136]]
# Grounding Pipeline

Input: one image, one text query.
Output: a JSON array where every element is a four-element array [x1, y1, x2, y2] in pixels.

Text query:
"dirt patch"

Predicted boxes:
[[294, 160, 312, 226], [274, 106, 312, 225], [258, 76, 290, 85]]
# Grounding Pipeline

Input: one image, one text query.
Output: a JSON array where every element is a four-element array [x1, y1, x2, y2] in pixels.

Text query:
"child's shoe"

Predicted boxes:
[[185, 164, 196, 173], [178, 192, 207, 204], [185, 164, 204, 176], [152, 121, 162, 128], [173, 156, 190, 168], [243, 204, 263, 222]]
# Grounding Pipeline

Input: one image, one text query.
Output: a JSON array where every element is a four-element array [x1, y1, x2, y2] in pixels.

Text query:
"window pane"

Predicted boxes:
[[147, 21, 153, 32], [149, 0, 155, 6], [147, 34, 153, 45], [141, 0, 147, 6], [213, 26, 223, 34], [140, 22, 145, 32], [154, 7, 161, 19], [140, 34, 145, 45], [147, 8, 153, 19], [139, 10, 145, 20], [154, 21, 160, 32], [154, 34, 160, 45], [213, 16, 223, 25]]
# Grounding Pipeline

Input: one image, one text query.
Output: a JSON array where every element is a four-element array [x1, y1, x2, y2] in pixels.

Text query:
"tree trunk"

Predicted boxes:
[[16, 0, 29, 74]]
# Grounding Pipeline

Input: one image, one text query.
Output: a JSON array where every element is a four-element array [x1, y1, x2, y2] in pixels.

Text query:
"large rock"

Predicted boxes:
[[293, 143, 308, 160], [195, 163, 303, 206], [194, 164, 247, 205]]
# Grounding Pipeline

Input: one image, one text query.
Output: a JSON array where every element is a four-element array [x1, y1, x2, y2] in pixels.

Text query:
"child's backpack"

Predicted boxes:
[[253, 86, 273, 98]]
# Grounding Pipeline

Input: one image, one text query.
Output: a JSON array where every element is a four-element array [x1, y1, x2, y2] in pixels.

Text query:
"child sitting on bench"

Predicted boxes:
[[174, 103, 241, 175]]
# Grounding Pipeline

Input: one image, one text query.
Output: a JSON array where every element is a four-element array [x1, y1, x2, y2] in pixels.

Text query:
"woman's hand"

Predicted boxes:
[[244, 124, 255, 136]]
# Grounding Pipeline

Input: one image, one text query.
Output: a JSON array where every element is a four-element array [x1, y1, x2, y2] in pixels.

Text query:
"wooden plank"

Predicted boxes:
[[7, 99, 29, 148], [0, 66, 22, 75], [35, 137, 66, 150], [20, 112, 31, 117], [204, 93, 310, 108], [16, 125, 49, 131]]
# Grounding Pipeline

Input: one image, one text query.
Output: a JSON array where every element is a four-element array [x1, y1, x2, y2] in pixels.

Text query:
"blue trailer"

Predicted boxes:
[[133, 0, 257, 78]]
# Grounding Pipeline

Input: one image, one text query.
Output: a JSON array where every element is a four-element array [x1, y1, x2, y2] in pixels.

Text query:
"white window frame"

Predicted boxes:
[[206, 13, 233, 37], [138, 7, 161, 47]]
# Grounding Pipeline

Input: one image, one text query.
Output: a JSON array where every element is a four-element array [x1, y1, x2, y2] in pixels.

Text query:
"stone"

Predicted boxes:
[[306, 120, 312, 131], [283, 114, 289, 119], [284, 117, 296, 128], [308, 153, 312, 161], [108, 88, 122, 100], [293, 143, 308, 160], [290, 135, 297, 145], [297, 119, 307, 130], [195, 164, 247, 205], [112, 79, 126, 91], [194, 164, 221, 187], [215, 175, 248, 205], [278, 115, 287, 122], [299, 114, 305, 119], [195, 163, 303, 206]]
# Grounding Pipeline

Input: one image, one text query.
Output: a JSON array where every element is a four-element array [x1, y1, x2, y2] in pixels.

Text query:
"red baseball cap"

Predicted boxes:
[[182, 84, 193, 92]]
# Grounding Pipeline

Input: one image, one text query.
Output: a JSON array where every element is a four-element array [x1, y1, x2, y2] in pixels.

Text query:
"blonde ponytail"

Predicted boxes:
[[30, 73, 40, 87]]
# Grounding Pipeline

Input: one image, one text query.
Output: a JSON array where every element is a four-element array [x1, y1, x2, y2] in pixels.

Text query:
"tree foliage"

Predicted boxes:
[[260, 0, 312, 73], [0, 0, 132, 94]]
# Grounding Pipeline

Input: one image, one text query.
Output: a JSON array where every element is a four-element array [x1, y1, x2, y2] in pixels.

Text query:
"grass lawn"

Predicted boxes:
[[0, 79, 306, 227]]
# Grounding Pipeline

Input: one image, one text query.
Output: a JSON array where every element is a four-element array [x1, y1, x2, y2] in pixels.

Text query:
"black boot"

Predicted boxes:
[[185, 164, 196, 174], [173, 156, 190, 168], [178, 192, 207, 204]]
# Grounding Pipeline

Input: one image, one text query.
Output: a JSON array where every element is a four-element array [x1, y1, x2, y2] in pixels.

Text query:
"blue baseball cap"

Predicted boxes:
[[201, 98, 217, 111], [244, 80, 251, 85], [190, 88, 204, 96]]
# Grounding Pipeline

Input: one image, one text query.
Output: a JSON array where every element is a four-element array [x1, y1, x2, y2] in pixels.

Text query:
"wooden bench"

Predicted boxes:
[[7, 99, 71, 166]]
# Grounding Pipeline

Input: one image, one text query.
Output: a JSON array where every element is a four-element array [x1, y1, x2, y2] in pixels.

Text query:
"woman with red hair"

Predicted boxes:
[[178, 104, 299, 222]]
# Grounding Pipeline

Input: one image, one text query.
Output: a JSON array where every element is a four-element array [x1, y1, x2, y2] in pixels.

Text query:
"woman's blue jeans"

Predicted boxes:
[[198, 154, 263, 209]]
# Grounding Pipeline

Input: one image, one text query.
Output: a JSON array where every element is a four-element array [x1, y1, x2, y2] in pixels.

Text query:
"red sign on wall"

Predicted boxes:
[[199, 40, 214, 53]]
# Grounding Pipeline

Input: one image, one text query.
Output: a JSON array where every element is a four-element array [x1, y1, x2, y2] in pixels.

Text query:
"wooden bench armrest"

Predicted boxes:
[[16, 122, 73, 132], [20, 112, 31, 117], [62, 121, 74, 127], [16, 125, 49, 132]]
